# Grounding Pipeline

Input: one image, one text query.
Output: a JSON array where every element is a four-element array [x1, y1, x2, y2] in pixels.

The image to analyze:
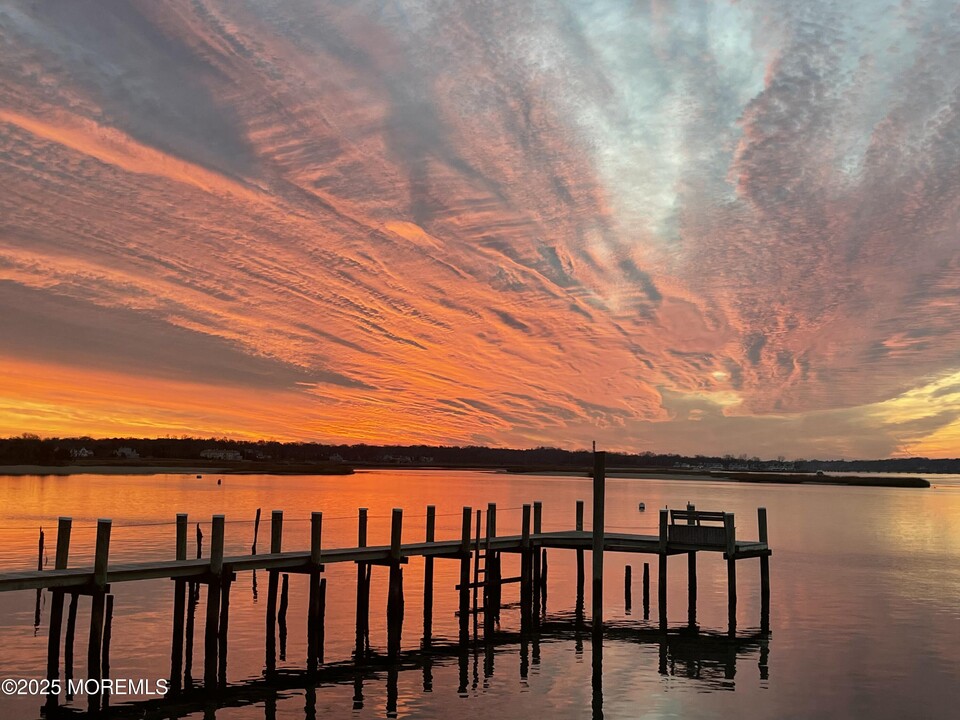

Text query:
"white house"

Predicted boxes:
[[115, 447, 139, 459]]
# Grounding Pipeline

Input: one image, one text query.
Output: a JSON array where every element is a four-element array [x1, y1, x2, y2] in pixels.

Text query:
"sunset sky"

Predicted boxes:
[[1, 1, 959, 459]]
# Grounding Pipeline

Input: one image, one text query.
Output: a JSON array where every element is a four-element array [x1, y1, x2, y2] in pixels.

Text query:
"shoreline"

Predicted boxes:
[[0, 464, 228, 476], [0, 464, 931, 487], [0, 463, 353, 477]]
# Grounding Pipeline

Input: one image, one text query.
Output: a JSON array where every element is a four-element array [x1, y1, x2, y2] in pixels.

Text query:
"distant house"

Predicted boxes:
[[200, 448, 243, 461], [328, 453, 344, 463], [71, 447, 94, 459], [115, 447, 139, 459]]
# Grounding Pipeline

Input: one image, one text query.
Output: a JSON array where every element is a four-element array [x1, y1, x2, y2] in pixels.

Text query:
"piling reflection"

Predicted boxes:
[[37, 617, 770, 719], [592, 626, 603, 720]]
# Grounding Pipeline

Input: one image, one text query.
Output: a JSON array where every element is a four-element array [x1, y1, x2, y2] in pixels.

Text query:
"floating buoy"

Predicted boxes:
[[638, 502, 645, 511], [217, 478, 222, 485], [197, 474, 202, 479]]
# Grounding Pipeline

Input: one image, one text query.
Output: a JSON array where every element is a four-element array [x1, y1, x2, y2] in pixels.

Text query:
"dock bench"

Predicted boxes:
[[667, 509, 730, 548]]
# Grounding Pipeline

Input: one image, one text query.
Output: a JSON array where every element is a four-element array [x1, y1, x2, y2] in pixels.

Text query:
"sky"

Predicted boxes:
[[1, 0, 959, 459]]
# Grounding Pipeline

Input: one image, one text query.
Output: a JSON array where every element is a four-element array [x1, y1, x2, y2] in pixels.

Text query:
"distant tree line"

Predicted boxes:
[[1, 434, 959, 473]]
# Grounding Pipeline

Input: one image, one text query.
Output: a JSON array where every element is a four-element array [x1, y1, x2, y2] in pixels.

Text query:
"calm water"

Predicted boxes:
[[1, 469, 959, 719]]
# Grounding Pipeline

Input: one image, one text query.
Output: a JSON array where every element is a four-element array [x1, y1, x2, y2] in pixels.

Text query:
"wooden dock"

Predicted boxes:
[[0, 452, 771, 713]]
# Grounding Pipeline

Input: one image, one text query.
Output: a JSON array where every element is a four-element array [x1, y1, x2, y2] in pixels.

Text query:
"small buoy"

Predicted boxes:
[[217, 478, 222, 485], [638, 502, 645, 511], [197, 474, 202, 479]]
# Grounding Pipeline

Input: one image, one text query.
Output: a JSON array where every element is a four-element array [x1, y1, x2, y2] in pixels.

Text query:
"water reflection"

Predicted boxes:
[[37, 619, 770, 719]]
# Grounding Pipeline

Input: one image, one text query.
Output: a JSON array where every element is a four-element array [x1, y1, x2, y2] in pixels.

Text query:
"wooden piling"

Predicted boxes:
[[520, 504, 532, 630], [658, 509, 668, 631], [642, 562, 650, 619], [64, 592, 78, 699], [687, 503, 698, 627], [484, 503, 499, 635], [203, 514, 224, 689], [252, 508, 262, 554], [265, 510, 282, 675], [458, 507, 472, 644], [308, 511, 323, 673], [758, 506, 770, 601], [194, 522, 202, 603], [592, 452, 606, 628], [44, 516, 71, 710], [35, 526, 44, 631], [170, 514, 187, 694], [387, 508, 404, 658], [218, 573, 231, 687], [532, 501, 542, 620], [184, 577, 197, 688], [576, 499, 585, 611], [318, 577, 327, 664], [540, 548, 548, 613], [625, 565, 632, 614], [101, 594, 114, 710], [725, 512, 737, 633], [423, 505, 435, 645], [87, 518, 111, 713], [355, 508, 368, 656], [278, 574, 289, 660]]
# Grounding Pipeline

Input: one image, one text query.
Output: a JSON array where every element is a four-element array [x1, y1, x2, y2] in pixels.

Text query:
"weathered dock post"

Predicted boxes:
[[486, 503, 502, 634], [592, 451, 606, 629], [423, 505, 436, 645], [35, 527, 43, 630], [642, 562, 650, 619], [520, 504, 533, 631], [194, 523, 203, 603], [725, 512, 737, 634], [758, 506, 770, 628], [307, 511, 323, 673], [318, 577, 327, 664], [265, 510, 283, 675], [590, 451, 606, 717], [218, 554, 233, 689], [458, 506, 472, 644], [532, 501, 542, 620], [184, 579, 199, 689], [387, 508, 404, 658], [625, 565, 632, 614], [355, 507, 369, 657], [44, 516, 72, 710], [87, 518, 111, 713], [170, 514, 188, 694], [540, 548, 548, 614], [355, 508, 370, 658], [252, 508, 262, 554], [64, 592, 78, 699], [576, 499, 585, 621], [687, 503, 698, 627], [658, 509, 668, 631], [278, 574, 289, 660], [203, 514, 225, 689], [101, 593, 114, 710]]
